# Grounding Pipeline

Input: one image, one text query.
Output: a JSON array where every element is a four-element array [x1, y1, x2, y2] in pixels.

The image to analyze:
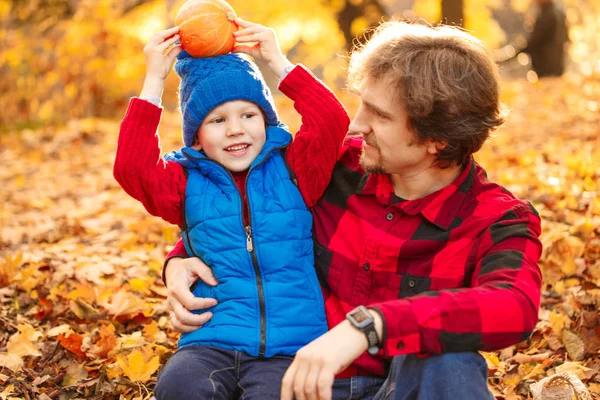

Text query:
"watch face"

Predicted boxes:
[[352, 310, 370, 323], [348, 307, 373, 329]]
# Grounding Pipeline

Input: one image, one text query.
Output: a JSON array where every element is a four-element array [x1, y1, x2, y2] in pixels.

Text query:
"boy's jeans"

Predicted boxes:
[[154, 345, 293, 400], [154, 347, 494, 400]]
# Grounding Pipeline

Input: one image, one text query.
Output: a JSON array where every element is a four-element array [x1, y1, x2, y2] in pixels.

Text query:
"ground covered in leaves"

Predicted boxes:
[[1, 75, 599, 399]]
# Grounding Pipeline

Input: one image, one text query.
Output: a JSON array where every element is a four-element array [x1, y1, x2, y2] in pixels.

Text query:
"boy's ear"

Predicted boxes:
[[191, 131, 202, 150]]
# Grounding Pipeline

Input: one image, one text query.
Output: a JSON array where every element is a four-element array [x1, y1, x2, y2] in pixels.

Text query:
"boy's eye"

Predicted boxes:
[[210, 117, 225, 124], [242, 113, 256, 119]]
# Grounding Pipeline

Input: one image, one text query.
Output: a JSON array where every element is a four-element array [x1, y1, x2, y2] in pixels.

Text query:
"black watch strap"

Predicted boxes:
[[346, 305, 380, 355], [365, 328, 380, 355]]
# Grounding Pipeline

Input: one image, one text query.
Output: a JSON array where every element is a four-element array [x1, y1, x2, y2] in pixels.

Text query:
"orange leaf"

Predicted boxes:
[[58, 333, 86, 358]]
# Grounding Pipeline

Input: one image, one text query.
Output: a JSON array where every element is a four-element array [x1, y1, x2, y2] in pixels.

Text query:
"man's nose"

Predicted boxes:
[[348, 106, 370, 137]]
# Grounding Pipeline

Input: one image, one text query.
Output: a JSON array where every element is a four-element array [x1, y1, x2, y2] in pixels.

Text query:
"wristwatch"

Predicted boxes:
[[346, 305, 380, 355]]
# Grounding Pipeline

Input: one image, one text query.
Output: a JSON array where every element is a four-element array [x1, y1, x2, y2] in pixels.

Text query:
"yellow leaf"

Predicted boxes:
[[47, 324, 73, 337], [549, 310, 567, 335], [0, 354, 22, 373], [0, 324, 42, 371], [0, 253, 22, 288], [64, 283, 97, 302], [555, 362, 592, 381], [481, 351, 500, 367], [0, 384, 18, 400], [502, 372, 523, 387], [116, 349, 160, 383], [129, 278, 150, 293], [117, 331, 147, 350], [102, 289, 146, 317], [7, 324, 42, 357]]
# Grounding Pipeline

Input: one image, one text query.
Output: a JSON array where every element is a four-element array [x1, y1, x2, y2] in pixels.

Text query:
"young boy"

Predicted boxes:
[[113, 19, 350, 399]]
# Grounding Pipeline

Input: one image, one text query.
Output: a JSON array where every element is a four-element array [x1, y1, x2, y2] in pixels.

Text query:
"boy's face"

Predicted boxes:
[[192, 100, 267, 172]]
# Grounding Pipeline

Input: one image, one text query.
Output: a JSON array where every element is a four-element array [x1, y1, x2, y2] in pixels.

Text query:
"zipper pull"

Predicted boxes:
[[245, 226, 254, 252]]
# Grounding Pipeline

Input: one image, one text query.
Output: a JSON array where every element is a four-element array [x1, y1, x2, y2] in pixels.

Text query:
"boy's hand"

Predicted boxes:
[[140, 27, 182, 98], [233, 18, 293, 78]]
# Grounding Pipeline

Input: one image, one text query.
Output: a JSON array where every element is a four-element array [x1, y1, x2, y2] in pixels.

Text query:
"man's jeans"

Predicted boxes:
[[154, 347, 494, 400], [334, 352, 494, 400]]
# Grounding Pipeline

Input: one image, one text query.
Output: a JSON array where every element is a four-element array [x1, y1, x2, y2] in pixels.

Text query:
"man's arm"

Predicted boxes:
[[279, 66, 350, 207], [370, 202, 542, 356]]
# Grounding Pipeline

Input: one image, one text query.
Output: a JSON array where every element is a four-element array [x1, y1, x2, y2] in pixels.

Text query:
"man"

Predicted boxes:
[[162, 21, 543, 400], [500, 0, 569, 77], [526, 0, 569, 77]]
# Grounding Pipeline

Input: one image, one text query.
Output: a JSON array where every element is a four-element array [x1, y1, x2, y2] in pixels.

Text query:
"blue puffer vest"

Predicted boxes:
[[164, 126, 328, 357]]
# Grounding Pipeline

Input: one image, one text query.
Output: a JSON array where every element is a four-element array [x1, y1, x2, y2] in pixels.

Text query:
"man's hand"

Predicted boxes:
[[232, 18, 292, 78], [280, 320, 369, 400], [164, 257, 218, 333]]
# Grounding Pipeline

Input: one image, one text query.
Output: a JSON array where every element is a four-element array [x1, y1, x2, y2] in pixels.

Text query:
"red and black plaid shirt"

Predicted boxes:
[[169, 136, 543, 378]]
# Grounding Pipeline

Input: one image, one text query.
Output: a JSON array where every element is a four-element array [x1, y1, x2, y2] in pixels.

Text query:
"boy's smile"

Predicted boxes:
[[192, 100, 267, 172]]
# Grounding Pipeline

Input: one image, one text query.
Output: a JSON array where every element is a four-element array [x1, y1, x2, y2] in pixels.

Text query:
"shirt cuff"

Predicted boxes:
[[279, 63, 297, 82], [139, 95, 162, 107], [370, 300, 421, 356]]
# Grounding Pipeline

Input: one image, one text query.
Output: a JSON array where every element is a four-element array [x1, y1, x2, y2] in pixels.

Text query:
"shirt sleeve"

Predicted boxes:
[[113, 98, 187, 226], [279, 65, 350, 208], [370, 202, 543, 356]]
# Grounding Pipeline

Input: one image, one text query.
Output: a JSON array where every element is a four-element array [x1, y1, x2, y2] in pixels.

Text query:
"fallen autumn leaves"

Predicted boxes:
[[0, 74, 599, 399]]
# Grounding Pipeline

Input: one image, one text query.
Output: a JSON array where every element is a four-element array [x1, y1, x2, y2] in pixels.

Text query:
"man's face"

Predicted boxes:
[[349, 76, 434, 175]]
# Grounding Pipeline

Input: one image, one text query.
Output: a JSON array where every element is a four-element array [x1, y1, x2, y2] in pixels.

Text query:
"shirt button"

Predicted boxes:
[[386, 213, 394, 221], [397, 341, 404, 350], [408, 279, 416, 288], [363, 263, 370, 271]]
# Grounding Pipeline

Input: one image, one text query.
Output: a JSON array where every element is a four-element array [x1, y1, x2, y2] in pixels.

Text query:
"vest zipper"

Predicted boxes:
[[183, 145, 289, 357], [244, 223, 266, 356]]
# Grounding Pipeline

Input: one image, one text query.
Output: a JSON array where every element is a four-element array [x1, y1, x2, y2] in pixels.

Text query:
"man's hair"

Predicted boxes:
[[348, 21, 505, 168]]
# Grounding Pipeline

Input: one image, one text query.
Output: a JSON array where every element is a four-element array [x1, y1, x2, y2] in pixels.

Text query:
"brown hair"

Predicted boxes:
[[348, 21, 505, 168]]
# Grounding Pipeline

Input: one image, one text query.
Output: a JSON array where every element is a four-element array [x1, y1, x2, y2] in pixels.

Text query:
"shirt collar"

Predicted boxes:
[[357, 158, 476, 230]]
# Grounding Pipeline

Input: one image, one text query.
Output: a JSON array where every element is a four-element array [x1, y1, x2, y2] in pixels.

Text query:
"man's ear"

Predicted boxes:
[[426, 140, 447, 155]]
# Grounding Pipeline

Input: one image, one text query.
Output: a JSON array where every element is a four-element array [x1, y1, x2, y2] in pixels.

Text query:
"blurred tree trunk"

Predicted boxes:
[[336, 0, 389, 52], [441, 0, 464, 27]]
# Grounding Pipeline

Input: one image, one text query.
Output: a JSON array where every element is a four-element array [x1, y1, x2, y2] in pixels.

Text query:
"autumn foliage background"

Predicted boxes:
[[1, 0, 600, 399]]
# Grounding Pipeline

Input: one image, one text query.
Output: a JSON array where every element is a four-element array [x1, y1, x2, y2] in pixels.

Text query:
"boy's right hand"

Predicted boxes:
[[165, 256, 218, 333], [143, 26, 182, 82], [233, 18, 293, 78]]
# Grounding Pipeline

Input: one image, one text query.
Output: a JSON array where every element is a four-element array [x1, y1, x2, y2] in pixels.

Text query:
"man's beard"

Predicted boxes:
[[359, 147, 385, 174]]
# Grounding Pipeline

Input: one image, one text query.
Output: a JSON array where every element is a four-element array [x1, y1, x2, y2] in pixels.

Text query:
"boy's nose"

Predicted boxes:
[[226, 121, 244, 136]]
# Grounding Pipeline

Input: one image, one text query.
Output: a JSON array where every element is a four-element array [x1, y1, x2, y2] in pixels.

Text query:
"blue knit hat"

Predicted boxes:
[[175, 51, 280, 147]]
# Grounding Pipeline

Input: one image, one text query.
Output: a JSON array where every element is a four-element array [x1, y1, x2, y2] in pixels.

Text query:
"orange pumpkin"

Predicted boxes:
[[175, 0, 237, 58]]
